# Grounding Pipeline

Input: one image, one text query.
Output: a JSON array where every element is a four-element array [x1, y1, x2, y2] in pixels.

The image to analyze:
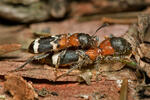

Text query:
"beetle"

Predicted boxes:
[[30, 36, 132, 79], [28, 23, 109, 54], [28, 33, 99, 54], [12, 36, 132, 80]]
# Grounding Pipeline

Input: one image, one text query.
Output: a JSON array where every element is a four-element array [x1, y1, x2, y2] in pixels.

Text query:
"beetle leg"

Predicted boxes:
[[10, 53, 50, 72], [55, 50, 87, 80], [55, 60, 84, 80], [94, 56, 102, 81], [55, 49, 93, 80]]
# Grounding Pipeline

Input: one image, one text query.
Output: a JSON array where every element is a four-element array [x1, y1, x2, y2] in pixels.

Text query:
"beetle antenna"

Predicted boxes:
[[92, 23, 109, 36]]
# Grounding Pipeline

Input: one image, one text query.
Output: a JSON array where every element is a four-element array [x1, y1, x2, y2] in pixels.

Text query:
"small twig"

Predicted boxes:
[[120, 78, 128, 100], [78, 11, 143, 22], [101, 17, 137, 24]]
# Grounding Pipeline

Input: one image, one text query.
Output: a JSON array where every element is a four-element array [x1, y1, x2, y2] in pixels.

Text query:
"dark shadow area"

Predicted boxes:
[[138, 88, 150, 99], [0, 56, 20, 61], [141, 57, 150, 64], [24, 77, 77, 85], [0, 75, 5, 80]]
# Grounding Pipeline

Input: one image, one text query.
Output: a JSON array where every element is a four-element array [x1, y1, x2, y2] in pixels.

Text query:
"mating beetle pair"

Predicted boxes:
[[14, 26, 132, 79]]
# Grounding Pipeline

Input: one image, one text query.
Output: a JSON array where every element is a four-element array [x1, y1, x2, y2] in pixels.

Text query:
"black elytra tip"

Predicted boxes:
[[28, 36, 58, 54], [28, 41, 35, 53], [110, 37, 132, 55]]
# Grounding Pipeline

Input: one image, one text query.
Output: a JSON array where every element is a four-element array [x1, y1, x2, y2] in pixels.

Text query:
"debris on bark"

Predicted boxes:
[[122, 14, 150, 99], [4, 74, 38, 100], [35, 88, 58, 97], [123, 14, 150, 77], [77, 69, 93, 85]]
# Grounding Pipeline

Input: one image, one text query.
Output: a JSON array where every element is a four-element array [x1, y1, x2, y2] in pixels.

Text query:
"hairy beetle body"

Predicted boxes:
[[99, 37, 132, 56], [29, 33, 98, 54]]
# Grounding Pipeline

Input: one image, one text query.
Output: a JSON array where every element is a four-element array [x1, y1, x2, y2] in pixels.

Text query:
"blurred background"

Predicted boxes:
[[0, 0, 150, 45], [1, 0, 150, 100]]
